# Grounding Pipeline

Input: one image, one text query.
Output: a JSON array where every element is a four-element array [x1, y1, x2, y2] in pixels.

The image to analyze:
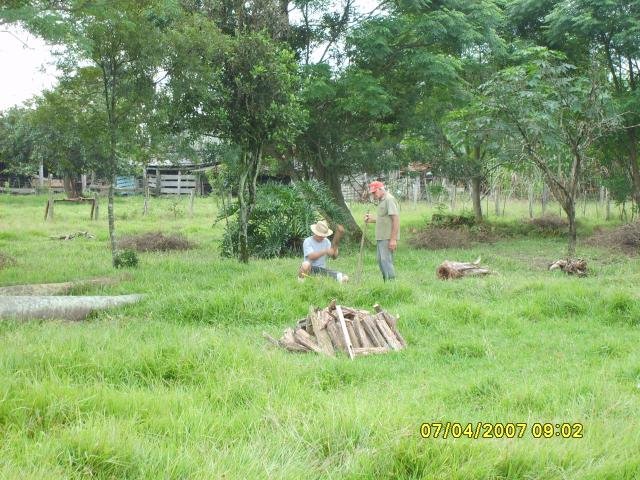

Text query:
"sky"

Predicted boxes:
[[0, 26, 58, 112]]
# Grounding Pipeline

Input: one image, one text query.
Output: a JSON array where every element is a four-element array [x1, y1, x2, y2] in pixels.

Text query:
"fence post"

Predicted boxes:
[[142, 168, 148, 216], [46, 174, 54, 221]]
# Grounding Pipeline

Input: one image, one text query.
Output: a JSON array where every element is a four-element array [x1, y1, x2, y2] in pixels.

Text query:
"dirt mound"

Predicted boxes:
[[118, 232, 196, 252], [587, 222, 640, 254], [409, 226, 473, 250]]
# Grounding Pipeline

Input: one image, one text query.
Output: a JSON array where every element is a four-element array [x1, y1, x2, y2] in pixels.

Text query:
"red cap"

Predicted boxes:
[[368, 180, 384, 193]]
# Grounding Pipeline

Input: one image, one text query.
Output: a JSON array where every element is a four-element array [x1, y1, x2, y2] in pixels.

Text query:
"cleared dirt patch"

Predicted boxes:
[[118, 232, 196, 252]]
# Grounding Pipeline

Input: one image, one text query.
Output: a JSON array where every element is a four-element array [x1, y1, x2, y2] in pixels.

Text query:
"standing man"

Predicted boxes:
[[298, 220, 348, 283], [365, 180, 399, 281]]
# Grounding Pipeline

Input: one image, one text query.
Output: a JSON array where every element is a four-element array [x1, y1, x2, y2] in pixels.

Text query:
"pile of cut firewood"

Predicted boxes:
[[264, 300, 406, 359], [549, 259, 587, 276]]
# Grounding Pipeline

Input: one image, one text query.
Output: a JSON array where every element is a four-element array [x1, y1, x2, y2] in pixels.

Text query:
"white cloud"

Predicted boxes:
[[0, 26, 58, 111]]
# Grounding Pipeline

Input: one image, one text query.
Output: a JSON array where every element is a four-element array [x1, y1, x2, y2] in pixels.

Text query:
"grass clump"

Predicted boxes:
[[118, 231, 196, 252]]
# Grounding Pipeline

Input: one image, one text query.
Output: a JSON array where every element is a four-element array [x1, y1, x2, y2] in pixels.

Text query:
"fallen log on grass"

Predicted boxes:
[[549, 259, 587, 276], [0, 294, 144, 321], [50, 231, 95, 240], [264, 300, 406, 359], [437, 257, 492, 280], [0, 277, 121, 296]]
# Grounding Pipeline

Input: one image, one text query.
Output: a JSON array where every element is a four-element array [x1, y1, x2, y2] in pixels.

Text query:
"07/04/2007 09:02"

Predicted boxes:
[[420, 422, 584, 439]]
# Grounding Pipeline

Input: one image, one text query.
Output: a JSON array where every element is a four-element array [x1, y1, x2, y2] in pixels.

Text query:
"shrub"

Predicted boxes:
[[113, 249, 139, 268], [588, 222, 640, 254], [118, 232, 195, 252], [430, 212, 476, 227], [526, 214, 568, 236], [218, 180, 349, 259]]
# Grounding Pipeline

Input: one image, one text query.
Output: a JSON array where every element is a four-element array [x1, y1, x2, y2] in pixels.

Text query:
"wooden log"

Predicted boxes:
[[341, 306, 370, 317], [382, 311, 407, 348], [353, 347, 389, 356], [317, 309, 333, 330], [263, 332, 281, 347], [309, 307, 335, 356], [549, 259, 587, 276], [327, 299, 336, 312], [50, 231, 96, 240], [353, 316, 373, 348], [437, 257, 491, 280], [335, 306, 355, 359], [345, 320, 360, 348], [373, 305, 407, 348], [280, 328, 308, 352], [0, 294, 143, 321], [326, 319, 345, 351], [362, 315, 387, 348], [294, 328, 326, 355], [373, 313, 402, 351]]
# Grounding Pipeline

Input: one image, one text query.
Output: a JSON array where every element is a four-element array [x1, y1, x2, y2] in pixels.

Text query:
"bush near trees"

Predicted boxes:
[[218, 180, 348, 259]]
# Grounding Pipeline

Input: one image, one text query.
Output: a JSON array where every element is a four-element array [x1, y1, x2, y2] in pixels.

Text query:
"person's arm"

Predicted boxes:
[[389, 214, 399, 251], [306, 248, 334, 261], [304, 238, 334, 261], [364, 213, 376, 223]]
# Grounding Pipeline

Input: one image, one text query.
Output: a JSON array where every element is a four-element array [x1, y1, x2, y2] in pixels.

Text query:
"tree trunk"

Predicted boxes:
[[63, 173, 79, 198], [237, 147, 263, 263], [528, 182, 534, 218], [310, 158, 362, 239], [108, 180, 117, 266], [566, 200, 577, 258], [237, 154, 250, 263], [628, 127, 640, 214], [470, 176, 483, 221]]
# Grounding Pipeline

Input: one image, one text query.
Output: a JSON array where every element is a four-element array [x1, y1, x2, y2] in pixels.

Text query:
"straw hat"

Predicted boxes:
[[310, 220, 333, 237]]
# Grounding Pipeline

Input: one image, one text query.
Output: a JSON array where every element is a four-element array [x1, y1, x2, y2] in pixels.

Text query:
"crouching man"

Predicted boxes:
[[298, 220, 348, 283]]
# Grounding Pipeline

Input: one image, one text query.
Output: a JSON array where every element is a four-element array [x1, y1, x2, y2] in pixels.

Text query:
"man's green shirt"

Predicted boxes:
[[375, 193, 400, 241]]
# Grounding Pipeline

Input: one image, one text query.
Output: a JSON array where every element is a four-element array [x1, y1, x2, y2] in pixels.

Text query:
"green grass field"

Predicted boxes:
[[1, 194, 639, 479]]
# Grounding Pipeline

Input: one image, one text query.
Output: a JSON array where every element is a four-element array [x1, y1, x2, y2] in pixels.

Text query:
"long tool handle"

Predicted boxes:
[[355, 210, 369, 283]]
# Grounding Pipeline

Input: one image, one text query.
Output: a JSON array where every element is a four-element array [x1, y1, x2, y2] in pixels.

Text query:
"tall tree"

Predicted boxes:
[[481, 49, 619, 255], [545, 0, 640, 213], [166, 5, 303, 262], [5, 0, 171, 265], [331, 0, 506, 221]]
